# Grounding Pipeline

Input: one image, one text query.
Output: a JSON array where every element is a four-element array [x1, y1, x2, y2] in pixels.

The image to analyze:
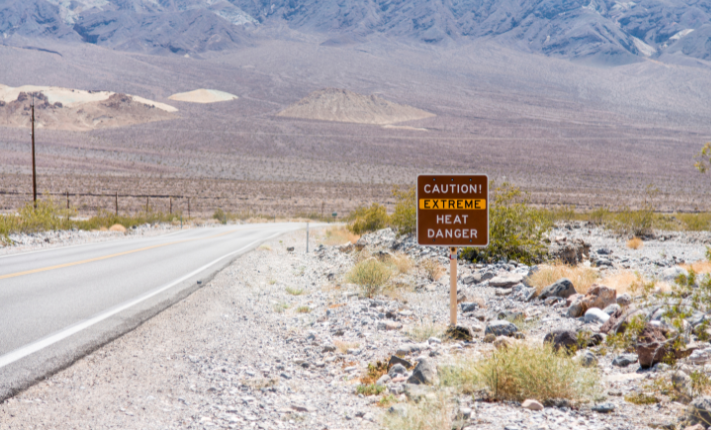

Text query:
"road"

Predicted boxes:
[[0, 222, 310, 400]]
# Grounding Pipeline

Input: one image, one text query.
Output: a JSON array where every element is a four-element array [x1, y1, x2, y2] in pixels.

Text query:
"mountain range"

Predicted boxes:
[[2, 0, 711, 64]]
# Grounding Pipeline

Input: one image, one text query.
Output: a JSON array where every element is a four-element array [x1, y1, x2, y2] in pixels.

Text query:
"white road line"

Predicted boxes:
[[0, 231, 285, 370]]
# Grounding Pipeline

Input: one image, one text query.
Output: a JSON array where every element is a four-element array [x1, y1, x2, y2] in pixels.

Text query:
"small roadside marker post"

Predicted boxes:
[[417, 174, 489, 329]]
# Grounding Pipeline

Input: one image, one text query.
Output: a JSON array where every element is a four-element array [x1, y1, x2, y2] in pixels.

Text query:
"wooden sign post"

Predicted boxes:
[[417, 174, 489, 327]]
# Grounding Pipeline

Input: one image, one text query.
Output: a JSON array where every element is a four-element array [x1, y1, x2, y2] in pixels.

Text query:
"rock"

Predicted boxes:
[[376, 374, 391, 386], [661, 266, 689, 283], [617, 293, 632, 307], [427, 337, 441, 344], [395, 344, 422, 356], [543, 330, 578, 352], [612, 353, 638, 367], [493, 336, 513, 349], [672, 370, 693, 404], [513, 332, 525, 340], [322, 345, 337, 353], [591, 403, 615, 413], [462, 275, 479, 285], [511, 283, 537, 301], [688, 347, 711, 365], [460, 302, 478, 313], [688, 396, 711, 427], [579, 350, 598, 367], [582, 285, 617, 310], [489, 273, 525, 288], [594, 258, 613, 268], [291, 404, 316, 413], [584, 308, 610, 324], [495, 288, 512, 296], [539, 278, 577, 300], [549, 238, 590, 264], [600, 308, 643, 335], [458, 407, 472, 419], [683, 424, 705, 430], [388, 404, 408, 417], [406, 358, 437, 385], [565, 293, 584, 307], [378, 321, 403, 331], [636, 324, 673, 368], [603, 303, 622, 315], [286, 247, 295, 252], [389, 355, 413, 369], [470, 323, 484, 332], [567, 301, 586, 318], [483, 333, 496, 343], [338, 243, 354, 253], [521, 399, 544, 411], [485, 320, 518, 337], [388, 364, 407, 377]]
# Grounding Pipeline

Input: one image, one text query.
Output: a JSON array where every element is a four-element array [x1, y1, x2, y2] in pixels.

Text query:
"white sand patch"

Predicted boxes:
[[632, 37, 657, 57], [0, 84, 177, 112], [168, 89, 239, 104], [670, 29, 694, 41]]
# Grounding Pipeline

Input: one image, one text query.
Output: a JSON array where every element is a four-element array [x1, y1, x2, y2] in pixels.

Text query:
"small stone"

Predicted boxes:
[[612, 353, 638, 367], [378, 321, 403, 331], [389, 355, 412, 369], [459, 407, 472, 419], [461, 302, 478, 313], [489, 273, 525, 288], [388, 364, 407, 377], [579, 350, 598, 367], [522, 399, 544, 411], [322, 345, 336, 353], [493, 337, 513, 349], [602, 303, 622, 315], [483, 333, 496, 343], [591, 403, 615, 413], [485, 320, 518, 337], [584, 308, 610, 324], [543, 330, 578, 352], [427, 337, 441, 344], [539, 278, 577, 300], [406, 358, 438, 385], [617, 293, 632, 307], [513, 332, 525, 340]]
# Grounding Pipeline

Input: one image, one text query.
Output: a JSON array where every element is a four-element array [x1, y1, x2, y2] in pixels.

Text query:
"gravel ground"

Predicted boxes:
[[2, 224, 711, 430]]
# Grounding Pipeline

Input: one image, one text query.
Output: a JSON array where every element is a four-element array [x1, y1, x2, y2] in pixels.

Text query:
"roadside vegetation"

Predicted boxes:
[[0, 200, 179, 245]]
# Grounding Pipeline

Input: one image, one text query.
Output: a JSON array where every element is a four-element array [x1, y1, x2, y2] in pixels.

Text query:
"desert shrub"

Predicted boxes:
[[624, 392, 659, 405], [626, 237, 643, 250], [334, 340, 359, 354], [361, 361, 389, 385], [389, 252, 414, 274], [383, 393, 453, 430], [420, 258, 445, 281], [390, 186, 416, 235], [438, 356, 480, 394], [213, 208, 228, 224], [347, 259, 391, 297], [356, 383, 386, 396], [285, 287, 305, 296], [347, 203, 389, 235], [296, 306, 311, 313], [476, 343, 600, 402], [321, 226, 360, 245], [461, 183, 553, 265], [526, 263, 599, 295]]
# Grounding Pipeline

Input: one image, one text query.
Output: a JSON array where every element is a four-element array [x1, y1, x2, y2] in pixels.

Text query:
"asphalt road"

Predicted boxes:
[[0, 222, 309, 400]]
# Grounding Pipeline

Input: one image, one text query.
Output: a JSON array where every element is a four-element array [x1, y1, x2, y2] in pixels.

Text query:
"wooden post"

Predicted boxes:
[[187, 197, 191, 218], [115, 192, 118, 216], [31, 100, 37, 209], [146, 197, 149, 213], [450, 247, 457, 326], [66, 191, 69, 209], [169, 197, 172, 214]]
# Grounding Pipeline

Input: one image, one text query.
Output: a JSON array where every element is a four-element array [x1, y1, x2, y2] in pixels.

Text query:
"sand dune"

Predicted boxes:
[[0, 84, 177, 131], [276, 88, 435, 125], [168, 89, 238, 103]]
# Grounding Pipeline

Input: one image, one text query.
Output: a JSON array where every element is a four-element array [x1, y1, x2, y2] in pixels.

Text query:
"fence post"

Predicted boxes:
[[66, 191, 69, 209], [188, 197, 191, 219], [170, 197, 172, 215], [146, 197, 149, 213]]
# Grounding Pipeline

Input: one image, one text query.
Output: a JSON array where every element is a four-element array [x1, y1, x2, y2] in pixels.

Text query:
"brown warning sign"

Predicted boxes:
[[416, 174, 489, 247]]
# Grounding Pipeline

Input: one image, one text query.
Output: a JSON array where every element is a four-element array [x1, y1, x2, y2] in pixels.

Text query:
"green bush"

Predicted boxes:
[[347, 259, 391, 297], [347, 203, 389, 235], [461, 183, 553, 264], [390, 186, 416, 235]]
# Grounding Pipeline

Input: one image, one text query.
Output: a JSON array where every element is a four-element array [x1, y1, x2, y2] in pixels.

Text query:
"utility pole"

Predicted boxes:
[[31, 96, 37, 209]]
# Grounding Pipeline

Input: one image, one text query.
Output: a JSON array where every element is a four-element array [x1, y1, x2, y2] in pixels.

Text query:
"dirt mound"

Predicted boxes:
[[276, 88, 435, 125], [168, 89, 238, 103], [0, 84, 177, 131]]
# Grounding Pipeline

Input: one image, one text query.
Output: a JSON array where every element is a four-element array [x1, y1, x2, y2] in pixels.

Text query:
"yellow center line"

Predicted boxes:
[[0, 229, 238, 281]]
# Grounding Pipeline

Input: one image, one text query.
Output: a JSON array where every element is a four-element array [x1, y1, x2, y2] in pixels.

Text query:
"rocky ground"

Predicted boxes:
[[3, 222, 711, 430]]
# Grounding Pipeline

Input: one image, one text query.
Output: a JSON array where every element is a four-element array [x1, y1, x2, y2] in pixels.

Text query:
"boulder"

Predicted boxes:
[[617, 293, 632, 307], [543, 330, 578, 352], [460, 302, 478, 313], [489, 273, 526, 288], [485, 320, 518, 337], [661, 266, 689, 284], [388, 364, 407, 377], [406, 358, 438, 385], [539, 278, 577, 300], [549, 238, 590, 264], [388, 355, 412, 369], [462, 274, 479, 285], [612, 353, 638, 367], [582, 285, 617, 310], [567, 301, 586, 318], [566, 294, 584, 307], [522, 399, 544, 411], [584, 308, 610, 324], [688, 396, 711, 427]]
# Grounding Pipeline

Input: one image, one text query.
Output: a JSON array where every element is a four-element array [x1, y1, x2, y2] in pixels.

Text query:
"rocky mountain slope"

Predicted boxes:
[[2, 0, 711, 64]]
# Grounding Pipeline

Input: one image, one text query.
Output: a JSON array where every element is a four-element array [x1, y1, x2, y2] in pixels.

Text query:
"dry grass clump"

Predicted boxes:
[[383, 392, 453, 430], [258, 244, 272, 251], [334, 340, 359, 354], [285, 287, 305, 296], [406, 320, 446, 343], [347, 259, 392, 298], [321, 226, 360, 246], [296, 306, 311, 313], [475, 343, 600, 403], [682, 261, 711, 275], [389, 252, 415, 274], [526, 264, 598, 294], [626, 237, 643, 250], [109, 224, 126, 233], [420, 258, 445, 282]]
